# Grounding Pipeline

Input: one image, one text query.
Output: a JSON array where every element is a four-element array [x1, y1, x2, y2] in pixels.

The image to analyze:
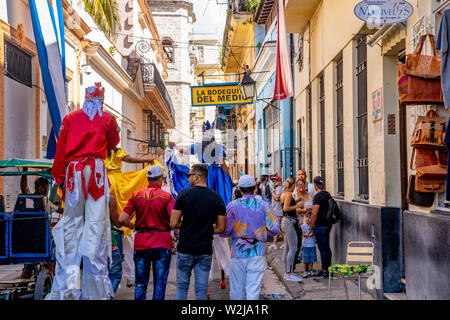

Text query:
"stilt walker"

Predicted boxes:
[[167, 121, 232, 291], [47, 83, 120, 300]]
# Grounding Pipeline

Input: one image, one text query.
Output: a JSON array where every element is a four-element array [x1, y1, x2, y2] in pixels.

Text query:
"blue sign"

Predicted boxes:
[[354, 0, 413, 25]]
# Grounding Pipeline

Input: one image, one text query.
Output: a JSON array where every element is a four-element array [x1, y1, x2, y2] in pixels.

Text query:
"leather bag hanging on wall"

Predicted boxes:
[[398, 34, 444, 105], [411, 110, 447, 149], [404, 34, 441, 79], [411, 148, 447, 193], [407, 175, 436, 207]]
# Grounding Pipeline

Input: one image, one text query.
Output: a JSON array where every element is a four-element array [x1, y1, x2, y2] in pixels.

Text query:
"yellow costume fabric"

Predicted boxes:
[[105, 148, 166, 237]]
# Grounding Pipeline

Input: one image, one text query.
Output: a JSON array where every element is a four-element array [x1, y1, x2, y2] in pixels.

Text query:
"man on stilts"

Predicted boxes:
[[47, 82, 120, 300]]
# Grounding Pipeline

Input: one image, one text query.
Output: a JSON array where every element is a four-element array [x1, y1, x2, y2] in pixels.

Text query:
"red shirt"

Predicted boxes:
[[52, 110, 120, 184], [123, 183, 175, 250]]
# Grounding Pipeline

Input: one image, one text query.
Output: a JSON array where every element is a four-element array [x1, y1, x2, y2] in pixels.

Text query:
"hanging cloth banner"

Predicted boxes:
[[28, 0, 67, 158], [273, 0, 293, 100]]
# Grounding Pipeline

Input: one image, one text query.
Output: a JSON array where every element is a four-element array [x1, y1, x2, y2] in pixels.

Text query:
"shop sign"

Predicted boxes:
[[372, 88, 383, 123], [191, 83, 253, 107], [354, 0, 414, 25]]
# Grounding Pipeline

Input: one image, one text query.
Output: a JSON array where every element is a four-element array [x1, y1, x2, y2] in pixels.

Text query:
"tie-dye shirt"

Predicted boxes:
[[221, 195, 279, 258]]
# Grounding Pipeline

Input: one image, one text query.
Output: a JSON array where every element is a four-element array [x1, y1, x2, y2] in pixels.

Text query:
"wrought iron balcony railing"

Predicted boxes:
[[141, 62, 175, 121]]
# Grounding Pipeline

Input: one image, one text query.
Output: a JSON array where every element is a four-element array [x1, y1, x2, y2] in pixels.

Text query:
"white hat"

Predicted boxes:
[[147, 165, 165, 178], [238, 175, 256, 188]]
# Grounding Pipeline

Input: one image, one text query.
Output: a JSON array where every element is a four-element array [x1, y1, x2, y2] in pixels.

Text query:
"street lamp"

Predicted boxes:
[[238, 71, 256, 100]]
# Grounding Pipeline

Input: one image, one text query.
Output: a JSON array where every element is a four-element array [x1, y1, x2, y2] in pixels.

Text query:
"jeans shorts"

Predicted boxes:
[[302, 246, 317, 263]]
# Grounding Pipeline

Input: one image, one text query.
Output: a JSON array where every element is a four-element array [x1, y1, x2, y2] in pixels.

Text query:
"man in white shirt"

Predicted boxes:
[[293, 170, 317, 199]]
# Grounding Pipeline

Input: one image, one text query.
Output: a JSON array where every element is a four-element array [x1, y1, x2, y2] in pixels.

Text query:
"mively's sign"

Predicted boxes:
[[354, 0, 413, 25]]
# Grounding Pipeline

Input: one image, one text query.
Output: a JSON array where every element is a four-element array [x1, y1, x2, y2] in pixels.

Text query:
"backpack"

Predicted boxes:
[[326, 197, 341, 224]]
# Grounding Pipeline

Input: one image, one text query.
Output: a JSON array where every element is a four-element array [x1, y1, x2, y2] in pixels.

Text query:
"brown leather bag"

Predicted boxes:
[[405, 34, 441, 79], [398, 33, 444, 105], [398, 64, 444, 105], [407, 175, 436, 207], [411, 148, 447, 193], [411, 110, 447, 150]]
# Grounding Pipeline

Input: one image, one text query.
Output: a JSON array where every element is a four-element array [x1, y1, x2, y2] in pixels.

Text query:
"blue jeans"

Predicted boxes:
[[176, 253, 212, 300], [108, 249, 123, 295], [313, 226, 332, 272], [134, 248, 172, 300]]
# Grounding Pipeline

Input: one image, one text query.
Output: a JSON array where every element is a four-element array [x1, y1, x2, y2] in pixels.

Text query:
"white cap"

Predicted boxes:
[[147, 165, 165, 178], [238, 175, 256, 188]]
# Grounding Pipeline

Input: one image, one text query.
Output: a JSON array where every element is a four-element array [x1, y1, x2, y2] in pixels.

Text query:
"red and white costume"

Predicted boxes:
[[47, 83, 120, 300]]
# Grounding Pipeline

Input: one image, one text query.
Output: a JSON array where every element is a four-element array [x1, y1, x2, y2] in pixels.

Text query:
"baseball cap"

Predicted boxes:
[[271, 176, 282, 182], [147, 165, 165, 178], [313, 176, 325, 189], [238, 175, 256, 188]]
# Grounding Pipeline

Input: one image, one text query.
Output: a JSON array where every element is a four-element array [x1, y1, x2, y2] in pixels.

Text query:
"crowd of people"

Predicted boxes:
[[37, 82, 335, 301]]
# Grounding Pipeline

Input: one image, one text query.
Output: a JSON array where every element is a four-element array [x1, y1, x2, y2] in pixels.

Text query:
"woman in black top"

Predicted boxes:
[[280, 178, 304, 281]]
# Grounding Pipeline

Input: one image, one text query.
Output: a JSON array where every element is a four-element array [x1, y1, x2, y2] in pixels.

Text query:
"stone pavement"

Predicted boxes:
[[265, 241, 376, 300]]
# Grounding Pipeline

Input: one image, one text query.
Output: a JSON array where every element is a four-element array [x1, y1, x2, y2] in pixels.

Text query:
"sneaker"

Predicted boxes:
[[284, 273, 303, 282], [309, 270, 315, 277], [269, 244, 278, 250], [313, 270, 329, 279], [302, 271, 309, 278]]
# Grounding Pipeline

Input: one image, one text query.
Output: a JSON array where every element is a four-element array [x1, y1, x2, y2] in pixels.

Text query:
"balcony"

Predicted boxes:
[[284, 0, 321, 33], [141, 63, 176, 128]]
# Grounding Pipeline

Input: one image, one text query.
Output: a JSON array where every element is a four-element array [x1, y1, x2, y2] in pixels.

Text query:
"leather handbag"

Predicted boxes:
[[411, 110, 447, 150], [404, 34, 441, 79], [398, 33, 444, 105], [411, 148, 447, 193], [398, 64, 444, 105], [407, 175, 436, 207]]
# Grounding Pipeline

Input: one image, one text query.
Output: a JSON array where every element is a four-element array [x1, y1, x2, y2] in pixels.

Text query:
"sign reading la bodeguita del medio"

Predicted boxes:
[[191, 83, 253, 107], [354, 0, 414, 25]]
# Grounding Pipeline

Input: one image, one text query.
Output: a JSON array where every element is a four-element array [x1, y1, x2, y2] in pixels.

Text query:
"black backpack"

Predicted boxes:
[[326, 197, 341, 224]]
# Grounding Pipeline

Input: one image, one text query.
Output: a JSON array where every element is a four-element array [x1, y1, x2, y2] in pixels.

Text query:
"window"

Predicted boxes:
[[356, 35, 369, 199], [336, 57, 344, 196], [162, 39, 174, 63], [264, 102, 279, 174], [197, 46, 204, 62], [307, 87, 313, 183], [4, 40, 32, 87], [297, 119, 303, 171], [319, 75, 326, 179]]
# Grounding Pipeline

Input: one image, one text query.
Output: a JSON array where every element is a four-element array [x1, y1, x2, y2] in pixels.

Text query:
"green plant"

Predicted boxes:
[[227, 8, 232, 16], [82, 0, 119, 39], [108, 46, 116, 56], [245, 0, 260, 13], [227, 25, 234, 32]]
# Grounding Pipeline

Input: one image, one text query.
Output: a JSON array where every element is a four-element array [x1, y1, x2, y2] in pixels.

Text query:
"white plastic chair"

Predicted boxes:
[[328, 241, 374, 300]]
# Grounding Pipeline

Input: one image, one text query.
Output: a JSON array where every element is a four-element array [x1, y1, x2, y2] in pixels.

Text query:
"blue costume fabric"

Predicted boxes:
[[165, 143, 232, 205]]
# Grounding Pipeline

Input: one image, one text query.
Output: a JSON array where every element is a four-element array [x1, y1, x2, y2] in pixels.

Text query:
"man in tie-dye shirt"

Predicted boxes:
[[220, 175, 279, 300]]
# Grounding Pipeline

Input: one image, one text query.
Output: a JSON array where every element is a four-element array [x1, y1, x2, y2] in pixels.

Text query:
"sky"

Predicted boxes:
[[191, 0, 228, 40]]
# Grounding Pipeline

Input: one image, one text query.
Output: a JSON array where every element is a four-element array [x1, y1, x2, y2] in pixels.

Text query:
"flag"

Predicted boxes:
[[28, 0, 66, 158], [273, 0, 293, 100]]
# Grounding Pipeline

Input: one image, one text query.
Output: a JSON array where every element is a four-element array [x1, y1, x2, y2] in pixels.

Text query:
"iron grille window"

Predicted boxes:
[[319, 75, 325, 180], [264, 103, 279, 174], [4, 40, 32, 87], [356, 36, 369, 199], [307, 87, 313, 183], [336, 57, 344, 196]]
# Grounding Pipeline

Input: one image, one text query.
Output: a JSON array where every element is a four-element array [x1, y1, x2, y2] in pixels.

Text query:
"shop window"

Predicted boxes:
[[264, 102, 279, 174], [336, 57, 344, 196], [4, 39, 32, 87], [356, 35, 369, 200], [319, 75, 325, 180]]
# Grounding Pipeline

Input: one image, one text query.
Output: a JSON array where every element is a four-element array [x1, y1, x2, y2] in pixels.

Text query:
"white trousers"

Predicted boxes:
[[229, 256, 266, 300], [122, 233, 135, 281], [46, 160, 113, 300]]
